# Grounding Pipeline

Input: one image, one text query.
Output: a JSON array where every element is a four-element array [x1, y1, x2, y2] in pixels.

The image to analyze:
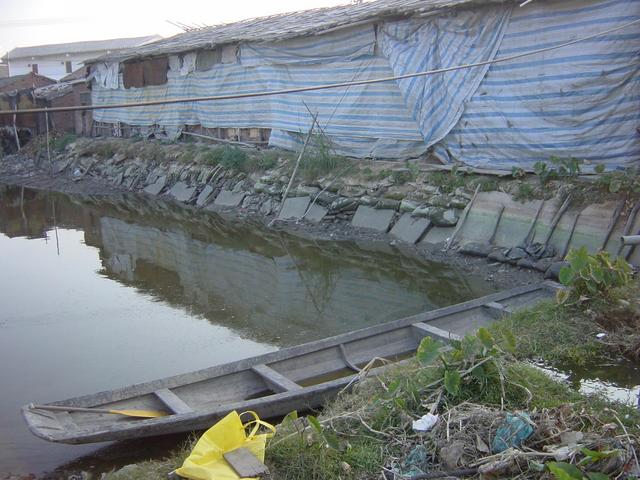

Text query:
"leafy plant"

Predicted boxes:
[[547, 459, 613, 480], [550, 156, 583, 178], [415, 327, 517, 400], [594, 164, 606, 175], [512, 166, 526, 179], [546, 447, 623, 479], [595, 169, 640, 195], [534, 157, 583, 185], [558, 247, 631, 304]]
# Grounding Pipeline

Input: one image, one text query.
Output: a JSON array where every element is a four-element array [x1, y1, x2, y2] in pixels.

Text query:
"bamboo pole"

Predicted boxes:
[[269, 115, 318, 226], [181, 130, 258, 149]]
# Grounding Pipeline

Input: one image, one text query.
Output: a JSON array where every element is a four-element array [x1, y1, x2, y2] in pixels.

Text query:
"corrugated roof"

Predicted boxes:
[[7, 35, 162, 60], [89, 0, 515, 63]]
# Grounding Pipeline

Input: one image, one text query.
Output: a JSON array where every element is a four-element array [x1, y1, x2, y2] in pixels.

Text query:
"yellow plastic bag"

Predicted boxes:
[[175, 410, 276, 480]]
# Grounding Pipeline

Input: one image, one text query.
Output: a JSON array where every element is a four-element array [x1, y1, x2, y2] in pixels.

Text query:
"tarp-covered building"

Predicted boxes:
[[87, 0, 640, 169]]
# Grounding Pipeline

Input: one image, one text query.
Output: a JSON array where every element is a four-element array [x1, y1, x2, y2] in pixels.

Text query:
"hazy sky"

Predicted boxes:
[[0, 0, 349, 57]]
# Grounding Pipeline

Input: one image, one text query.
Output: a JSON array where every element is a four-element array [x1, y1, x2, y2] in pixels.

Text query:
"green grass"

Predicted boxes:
[[50, 133, 77, 152], [489, 301, 606, 367], [490, 281, 640, 367]]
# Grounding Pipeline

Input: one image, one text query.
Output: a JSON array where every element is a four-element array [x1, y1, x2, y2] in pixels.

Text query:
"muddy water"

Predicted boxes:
[[0, 185, 495, 477]]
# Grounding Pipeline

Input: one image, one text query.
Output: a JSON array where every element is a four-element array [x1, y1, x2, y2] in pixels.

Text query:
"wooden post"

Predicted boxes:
[[445, 184, 480, 250], [11, 98, 20, 152], [45, 110, 52, 172], [600, 198, 625, 251]]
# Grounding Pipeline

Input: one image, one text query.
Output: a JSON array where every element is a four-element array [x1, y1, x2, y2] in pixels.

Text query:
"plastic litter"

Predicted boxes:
[[392, 444, 429, 477], [175, 410, 275, 480], [491, 412, 534, 453], [412, 413, 439, 432]]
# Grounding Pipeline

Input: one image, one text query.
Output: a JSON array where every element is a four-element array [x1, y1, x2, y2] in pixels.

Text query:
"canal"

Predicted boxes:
[[0, 185, 495, 476]]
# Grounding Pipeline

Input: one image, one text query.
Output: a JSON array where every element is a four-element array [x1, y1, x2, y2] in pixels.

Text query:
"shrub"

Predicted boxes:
[[558, 247, 631, 304]]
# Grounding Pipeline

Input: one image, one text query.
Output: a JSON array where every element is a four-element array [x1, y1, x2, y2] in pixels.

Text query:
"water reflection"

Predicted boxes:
[[1, 185, 491, 345], [0, 185, 493, 476]]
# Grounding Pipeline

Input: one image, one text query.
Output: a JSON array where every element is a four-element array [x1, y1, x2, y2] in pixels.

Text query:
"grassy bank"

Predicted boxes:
[[105, 357, 639, 480]]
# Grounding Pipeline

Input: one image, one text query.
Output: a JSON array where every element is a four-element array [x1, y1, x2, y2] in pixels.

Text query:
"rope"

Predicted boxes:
[[1, 17, 638, 117]]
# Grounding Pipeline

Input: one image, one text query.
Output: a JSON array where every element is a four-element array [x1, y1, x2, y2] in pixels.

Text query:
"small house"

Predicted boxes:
[[4, 36, 161, 81]]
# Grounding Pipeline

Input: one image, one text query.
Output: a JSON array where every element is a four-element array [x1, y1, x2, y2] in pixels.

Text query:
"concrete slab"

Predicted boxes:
[[167, 182, 196, 202], [351, 206, 395, 233], [421, 226, 456, 245], [304, 203, 328, 223], [390, 214, 431, 244], [214, 189, 246, 207], [278, 197, 311, 220], [196, 185, 215, 206], [143, 175, 167, 195]]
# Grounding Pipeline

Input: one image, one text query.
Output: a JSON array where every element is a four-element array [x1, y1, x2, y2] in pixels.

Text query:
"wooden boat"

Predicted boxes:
[[23, 281, 558, 444]]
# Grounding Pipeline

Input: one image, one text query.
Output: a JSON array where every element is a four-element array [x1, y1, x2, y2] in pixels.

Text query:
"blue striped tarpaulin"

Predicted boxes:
[[436, 0, 640, 169], [92, 0, 640, 168]]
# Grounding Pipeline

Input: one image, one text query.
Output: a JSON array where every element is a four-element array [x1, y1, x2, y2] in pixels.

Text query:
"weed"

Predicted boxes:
[[219, 146, 249, 171], [513, 182, 537, 202], [197, 147, 223, 166], [373, 168, 392, 181], [137, 142, 167, 163], [179, 147, 196, 164], [79, 140, 117, 158], [256, 150, 279, 171], [474, 176, 499, 192], [50, 133, 77, 152], [299, 134, 351, 181], [428, 169, 467, 193], [390, 169, 414, 185]]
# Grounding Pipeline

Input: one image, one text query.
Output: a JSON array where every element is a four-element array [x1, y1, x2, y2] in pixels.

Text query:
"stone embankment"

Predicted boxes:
[[3, 138, 638, 279]]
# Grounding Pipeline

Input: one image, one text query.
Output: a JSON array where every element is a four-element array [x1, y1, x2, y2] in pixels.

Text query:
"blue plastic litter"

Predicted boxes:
[[491, 412, 534, 453]]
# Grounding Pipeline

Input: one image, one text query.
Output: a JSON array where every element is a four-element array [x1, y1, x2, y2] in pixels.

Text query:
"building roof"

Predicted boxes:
[[6, 35, 162, 60], [0, 72, 55, 94], [60, 66, 89, 83], [89, 0, 515, 63], [0, 73, 31, 89]]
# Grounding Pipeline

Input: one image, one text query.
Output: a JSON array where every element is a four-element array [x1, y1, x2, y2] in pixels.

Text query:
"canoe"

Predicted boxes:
[[23, 281, 559, 444]]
